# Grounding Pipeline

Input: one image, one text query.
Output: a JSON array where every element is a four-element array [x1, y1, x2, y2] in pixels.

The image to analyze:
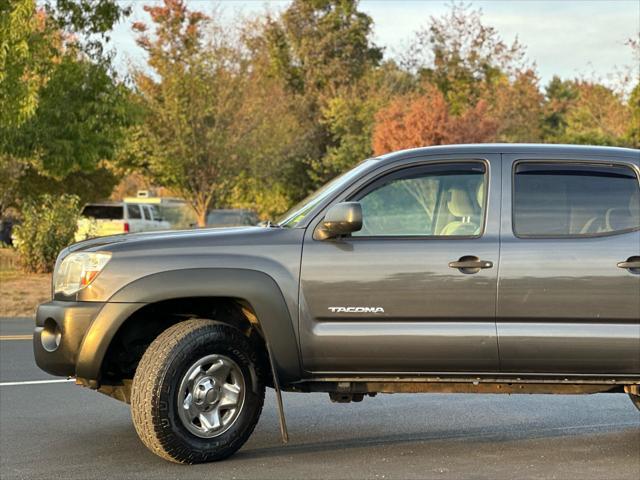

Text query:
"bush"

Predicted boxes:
[[13, 194, 81, 273]]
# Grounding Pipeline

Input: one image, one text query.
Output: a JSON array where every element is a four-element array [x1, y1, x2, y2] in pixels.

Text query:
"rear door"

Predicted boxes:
[[142, 205, 157, 230], [299, 154, 501, 374], [125, 203, 144, 232], [497, 153, 640, 374]]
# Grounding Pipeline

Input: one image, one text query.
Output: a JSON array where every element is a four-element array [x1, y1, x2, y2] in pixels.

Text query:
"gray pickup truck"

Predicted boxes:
[[34, 144, 640, 464]]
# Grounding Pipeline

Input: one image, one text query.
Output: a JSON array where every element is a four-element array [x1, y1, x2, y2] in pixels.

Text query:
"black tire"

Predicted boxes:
[[131, 319, 265, 464], [630, 394, 640, 412]]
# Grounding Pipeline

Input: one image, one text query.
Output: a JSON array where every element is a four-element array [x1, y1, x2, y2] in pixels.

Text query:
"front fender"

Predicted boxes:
[[75, 268, 302, 385]]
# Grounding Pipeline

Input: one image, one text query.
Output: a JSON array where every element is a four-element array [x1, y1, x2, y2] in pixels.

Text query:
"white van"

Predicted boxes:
[[76, 202, 170, 240]]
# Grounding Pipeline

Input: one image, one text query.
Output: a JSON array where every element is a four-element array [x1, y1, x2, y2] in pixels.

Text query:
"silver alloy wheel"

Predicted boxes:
[[177, 354, 245, 438]]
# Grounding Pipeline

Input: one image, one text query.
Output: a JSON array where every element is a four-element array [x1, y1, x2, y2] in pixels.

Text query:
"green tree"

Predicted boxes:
[[264, 0, 383, 191], [0, 0, 129, 132], [314, 61, 414, 181], [1, 0, 132, 216], [129, 0, 306, 225], [267, 0, 382, 98], [0, 0, 56, 131], [626, 83, 640, 148], [542, 76, 578, 142], [10, 54, 132, 177], [2, 52, 133, 213]]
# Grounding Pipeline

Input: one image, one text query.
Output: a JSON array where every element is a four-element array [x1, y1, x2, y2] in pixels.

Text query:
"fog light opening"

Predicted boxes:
[[42, 318, 62, 352]]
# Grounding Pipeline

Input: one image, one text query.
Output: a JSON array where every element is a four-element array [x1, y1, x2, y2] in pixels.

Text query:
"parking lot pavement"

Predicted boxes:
[[1, 317, 639, 480], [0, 317, 60, 383]]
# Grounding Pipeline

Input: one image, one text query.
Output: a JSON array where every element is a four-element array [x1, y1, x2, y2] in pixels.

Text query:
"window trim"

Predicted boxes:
[[511, 160, 640, 240], [343, 160, 490, 240]]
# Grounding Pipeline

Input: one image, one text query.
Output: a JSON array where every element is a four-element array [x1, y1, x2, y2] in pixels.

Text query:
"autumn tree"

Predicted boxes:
[[128, 0, 307, 224], [627, 83, 640, 148], [128, 1, 239, 226], [399, 2, 543, 144], [539, 76, 633, 146], [563, 81, 632, 145], [372, 84, 497, 155], [403, 2, 527, 114], [489, 69, 544, 142]]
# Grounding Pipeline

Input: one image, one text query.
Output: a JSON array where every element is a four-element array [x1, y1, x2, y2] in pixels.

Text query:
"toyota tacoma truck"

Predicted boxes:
[[34, 144, 640, 464]]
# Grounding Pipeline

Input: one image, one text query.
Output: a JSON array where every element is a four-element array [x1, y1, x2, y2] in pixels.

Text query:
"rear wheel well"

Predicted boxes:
[[100, 297, 271, 387]]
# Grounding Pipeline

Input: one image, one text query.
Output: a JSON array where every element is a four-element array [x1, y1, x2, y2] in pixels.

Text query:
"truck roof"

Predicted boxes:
[[376, 143, 639, 162]]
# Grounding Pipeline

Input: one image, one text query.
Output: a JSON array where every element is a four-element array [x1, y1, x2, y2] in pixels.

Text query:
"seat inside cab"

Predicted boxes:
[[438, 182, 484, 236]]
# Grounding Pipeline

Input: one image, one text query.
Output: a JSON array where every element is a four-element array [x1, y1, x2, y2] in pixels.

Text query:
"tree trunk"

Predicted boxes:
[[196, 209, 207, 227]]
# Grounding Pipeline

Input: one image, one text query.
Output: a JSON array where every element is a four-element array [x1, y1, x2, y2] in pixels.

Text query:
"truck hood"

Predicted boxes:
[[65, 226, 268, 255]]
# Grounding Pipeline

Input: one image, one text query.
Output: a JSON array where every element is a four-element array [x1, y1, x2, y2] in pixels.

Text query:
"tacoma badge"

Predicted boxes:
[[328, 306, 385, 313]]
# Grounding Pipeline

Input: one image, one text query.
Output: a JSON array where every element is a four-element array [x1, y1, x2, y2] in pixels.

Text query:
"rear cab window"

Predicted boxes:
[[513, 162, 640, 237], [81, 205, 124, 220]]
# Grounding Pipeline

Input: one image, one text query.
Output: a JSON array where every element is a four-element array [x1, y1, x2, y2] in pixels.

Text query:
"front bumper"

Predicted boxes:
[[34, 301, 105, 377]]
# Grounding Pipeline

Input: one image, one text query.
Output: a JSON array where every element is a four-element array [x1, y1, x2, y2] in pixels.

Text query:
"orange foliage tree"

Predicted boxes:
[[372, 84, 497, 155]]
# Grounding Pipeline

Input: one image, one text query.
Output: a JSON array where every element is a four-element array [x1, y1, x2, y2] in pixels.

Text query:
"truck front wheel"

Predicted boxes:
[[131, 319, 265, 463]]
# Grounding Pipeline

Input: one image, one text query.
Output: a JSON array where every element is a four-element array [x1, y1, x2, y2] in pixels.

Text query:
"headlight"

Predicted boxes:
[[54, 252, 112, 296]]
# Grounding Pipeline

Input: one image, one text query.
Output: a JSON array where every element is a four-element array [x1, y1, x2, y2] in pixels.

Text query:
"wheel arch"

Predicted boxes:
[[75, 268, 302, 386]]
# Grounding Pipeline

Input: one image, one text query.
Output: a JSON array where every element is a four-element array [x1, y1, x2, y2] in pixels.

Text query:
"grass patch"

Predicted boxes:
[[0, 249, 51, 318]]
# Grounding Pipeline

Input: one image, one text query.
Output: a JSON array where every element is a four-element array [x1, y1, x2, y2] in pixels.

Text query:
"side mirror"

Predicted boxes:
[[314, 202, 363, 240]]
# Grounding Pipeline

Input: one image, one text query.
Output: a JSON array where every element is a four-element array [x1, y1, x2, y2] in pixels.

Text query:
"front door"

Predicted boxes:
[[497, 155, 640, 374], [299, 156, 501, 375]]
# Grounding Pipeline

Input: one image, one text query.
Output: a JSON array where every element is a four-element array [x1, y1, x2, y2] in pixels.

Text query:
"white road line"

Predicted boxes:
[[0, 335, 32, 340], [0, 379, 75, 387]]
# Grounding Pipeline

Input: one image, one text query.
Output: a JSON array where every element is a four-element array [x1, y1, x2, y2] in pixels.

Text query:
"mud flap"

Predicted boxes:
[[265, 339, 289, 443]]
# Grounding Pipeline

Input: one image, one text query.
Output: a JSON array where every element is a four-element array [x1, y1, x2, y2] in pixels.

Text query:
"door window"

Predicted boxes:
[[127, 204, 142, 220], [513, 163, 640, 237], [149, 205, 162, 221], [352, 162, 487, 237]]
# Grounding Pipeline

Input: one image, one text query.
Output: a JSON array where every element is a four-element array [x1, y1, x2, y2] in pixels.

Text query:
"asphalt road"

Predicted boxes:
[[1, 317, 639, 480]]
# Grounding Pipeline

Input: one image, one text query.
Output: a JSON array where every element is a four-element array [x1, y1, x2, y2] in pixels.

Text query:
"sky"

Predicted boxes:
[[109, 0, 640, 88]]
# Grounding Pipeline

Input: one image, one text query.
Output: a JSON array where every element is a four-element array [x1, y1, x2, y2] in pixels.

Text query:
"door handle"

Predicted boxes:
[[449, 256, 493, 274], [617, 256, 640, 272]]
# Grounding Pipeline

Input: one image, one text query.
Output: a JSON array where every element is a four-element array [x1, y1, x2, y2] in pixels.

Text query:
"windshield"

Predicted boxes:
[[207, 211, 257, 226], [277, 159, 377, 227]]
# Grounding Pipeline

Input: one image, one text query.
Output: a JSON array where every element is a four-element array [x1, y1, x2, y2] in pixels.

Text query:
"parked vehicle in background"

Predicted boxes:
[[206, 209, 260, 227], [35, 145, 639, 464], [75, 202, 170, 240], [124, 192, 197, 230], [0, 216, 17, 246]]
